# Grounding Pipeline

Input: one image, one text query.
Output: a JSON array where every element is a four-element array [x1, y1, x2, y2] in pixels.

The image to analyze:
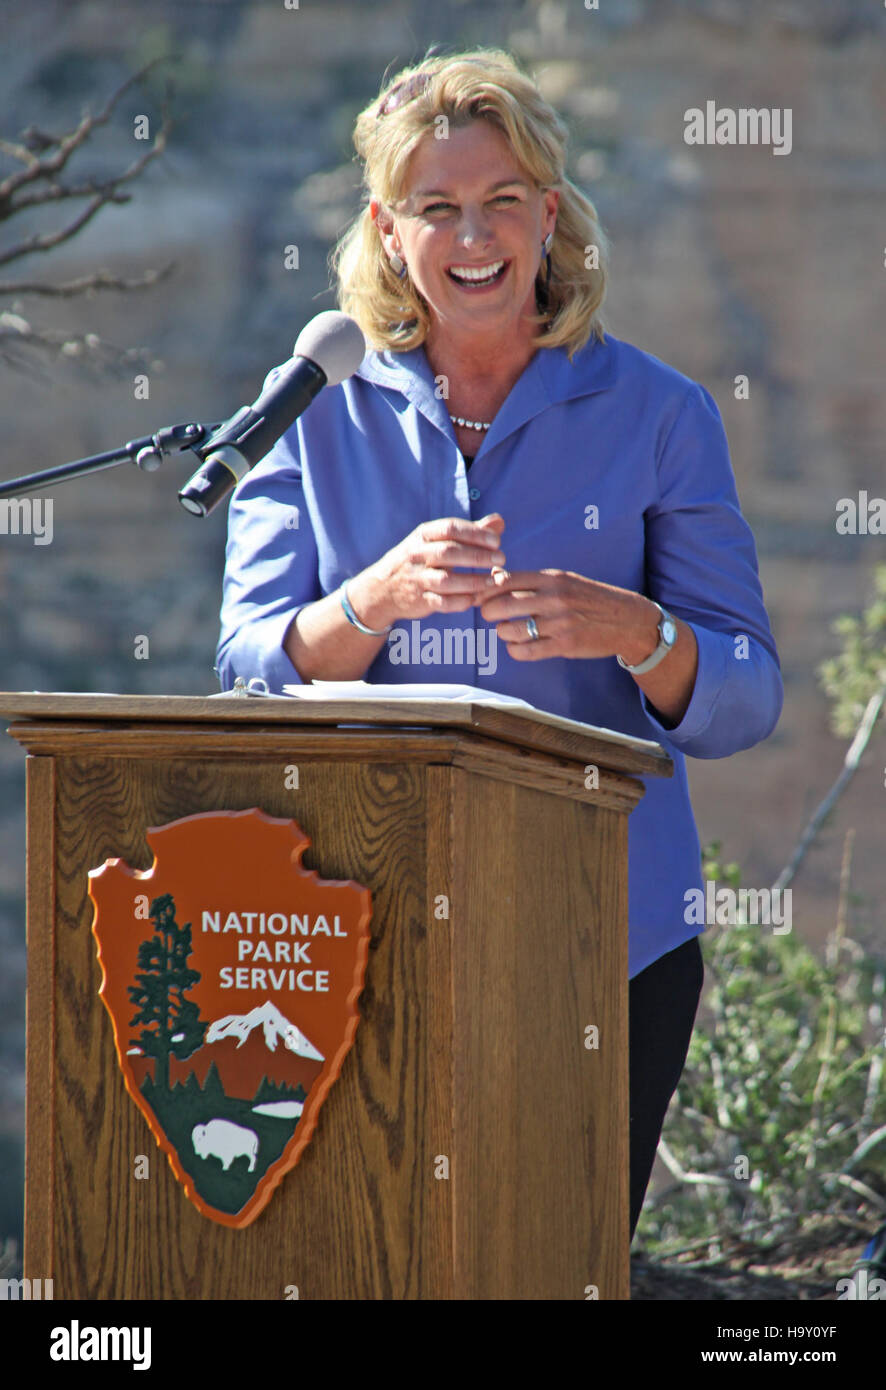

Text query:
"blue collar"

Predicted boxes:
[[354, 331, 619, 454]]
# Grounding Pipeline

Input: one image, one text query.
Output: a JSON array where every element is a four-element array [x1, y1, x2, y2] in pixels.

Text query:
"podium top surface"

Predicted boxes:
[[0, 691, 673, 778]]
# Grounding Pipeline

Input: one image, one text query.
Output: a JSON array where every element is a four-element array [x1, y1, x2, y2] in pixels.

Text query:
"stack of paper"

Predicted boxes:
[[281, 680, 533, 709]]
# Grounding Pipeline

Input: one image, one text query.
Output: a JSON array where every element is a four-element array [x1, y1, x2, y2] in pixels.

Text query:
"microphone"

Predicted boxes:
[[178, 310, 366, 517]]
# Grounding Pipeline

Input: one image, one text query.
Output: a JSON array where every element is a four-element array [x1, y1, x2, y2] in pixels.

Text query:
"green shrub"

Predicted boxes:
[[637, 841, 885, 1254]]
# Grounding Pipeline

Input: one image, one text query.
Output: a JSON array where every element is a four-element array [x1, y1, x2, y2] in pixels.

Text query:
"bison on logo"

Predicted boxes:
[[88, 808, 371, 1227]]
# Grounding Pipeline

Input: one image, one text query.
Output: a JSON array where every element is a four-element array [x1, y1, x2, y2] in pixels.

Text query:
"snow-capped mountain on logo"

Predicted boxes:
[[206, 1001, 324, 1061]]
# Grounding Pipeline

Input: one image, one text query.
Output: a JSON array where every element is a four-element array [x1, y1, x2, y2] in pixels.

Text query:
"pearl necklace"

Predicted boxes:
[[450, 414, 492, 431]]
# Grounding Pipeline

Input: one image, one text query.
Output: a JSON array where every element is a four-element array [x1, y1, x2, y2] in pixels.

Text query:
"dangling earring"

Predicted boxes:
[[389, 250, 407, 279], [542, 232, 553, 294]]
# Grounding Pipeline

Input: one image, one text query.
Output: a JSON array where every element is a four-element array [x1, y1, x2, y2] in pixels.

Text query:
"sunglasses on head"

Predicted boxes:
[[376, 71, 432, 118], [375, 59, 492, 119]]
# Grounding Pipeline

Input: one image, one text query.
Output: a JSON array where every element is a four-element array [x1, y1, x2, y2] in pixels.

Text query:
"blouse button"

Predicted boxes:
[[468, 487, 481, 500]]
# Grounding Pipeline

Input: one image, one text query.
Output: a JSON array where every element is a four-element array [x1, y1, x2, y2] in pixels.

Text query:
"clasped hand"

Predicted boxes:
[[371, 511, 654, 663]]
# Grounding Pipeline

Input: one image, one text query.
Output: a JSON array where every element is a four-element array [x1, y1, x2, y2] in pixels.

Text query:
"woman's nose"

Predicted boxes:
[[457, 209, 493, 248]]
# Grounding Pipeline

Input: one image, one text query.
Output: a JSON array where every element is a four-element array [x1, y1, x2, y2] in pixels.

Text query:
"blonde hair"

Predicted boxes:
[[332, 49, 609, 359]]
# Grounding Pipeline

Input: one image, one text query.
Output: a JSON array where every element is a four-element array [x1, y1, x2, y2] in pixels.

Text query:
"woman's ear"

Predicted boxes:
[[543, 186, 560, 238], [370, 197, 395, 240]]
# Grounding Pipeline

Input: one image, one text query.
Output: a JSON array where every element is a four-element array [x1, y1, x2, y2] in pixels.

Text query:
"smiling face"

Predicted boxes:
[[372, 120, 559, 351]]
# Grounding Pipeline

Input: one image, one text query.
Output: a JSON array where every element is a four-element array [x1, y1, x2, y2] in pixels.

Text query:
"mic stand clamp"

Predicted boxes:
[[132, 422, 208, 472], [0, 419, 225, 501]]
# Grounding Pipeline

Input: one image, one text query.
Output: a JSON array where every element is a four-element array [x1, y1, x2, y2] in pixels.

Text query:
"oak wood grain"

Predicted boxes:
[[0, 691, 672, 778], [4, 725, 646, 812], [23, 754, 55, 1282], [450, 774, 629, 1300], [8, 698, 647, 1298]]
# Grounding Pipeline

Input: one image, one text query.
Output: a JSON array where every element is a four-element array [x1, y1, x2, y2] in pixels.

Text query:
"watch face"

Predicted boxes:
[[662, 619, 677, 645]]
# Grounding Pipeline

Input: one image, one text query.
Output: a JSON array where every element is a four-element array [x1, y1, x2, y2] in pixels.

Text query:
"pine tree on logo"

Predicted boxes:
[[128, 893, 206, 1092]]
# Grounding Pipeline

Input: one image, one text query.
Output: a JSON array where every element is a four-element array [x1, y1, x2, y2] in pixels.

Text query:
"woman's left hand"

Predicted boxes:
[[476, 567, 659, 664]]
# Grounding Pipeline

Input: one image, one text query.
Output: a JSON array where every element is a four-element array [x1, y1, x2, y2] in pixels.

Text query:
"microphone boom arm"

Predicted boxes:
[[0, 420, 225, 500]]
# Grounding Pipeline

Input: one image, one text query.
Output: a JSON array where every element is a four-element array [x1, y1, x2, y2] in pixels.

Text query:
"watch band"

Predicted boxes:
[[616, 603, 677, 675]]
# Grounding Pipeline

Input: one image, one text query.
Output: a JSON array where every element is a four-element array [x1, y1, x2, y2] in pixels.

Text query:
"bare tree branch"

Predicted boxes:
[[0, 58, 176, 376], [0, 262, 175, 298], [0, 56, 169, 208], [6, 180, 130, 211], [842, 1124, 886, 1175], [656, 1137, 733, 1188], [0, 191, 120, 267], [0, 313, 160, 378], [0, 121, 171, 269], [0, 138, 42, 167], [771, 684, 886, 894], [6, 116, 171, 219], [835, 1173, 886, 1214]]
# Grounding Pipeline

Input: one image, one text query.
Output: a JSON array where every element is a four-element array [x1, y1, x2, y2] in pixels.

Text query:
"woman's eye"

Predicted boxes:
[[420, 196, 518, 215]]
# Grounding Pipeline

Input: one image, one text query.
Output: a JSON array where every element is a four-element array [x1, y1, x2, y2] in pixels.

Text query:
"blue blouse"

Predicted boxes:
[[216, 331, 783, 978]]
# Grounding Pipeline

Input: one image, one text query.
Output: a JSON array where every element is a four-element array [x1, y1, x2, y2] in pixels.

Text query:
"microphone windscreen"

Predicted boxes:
[[294, 311, 366, 387]]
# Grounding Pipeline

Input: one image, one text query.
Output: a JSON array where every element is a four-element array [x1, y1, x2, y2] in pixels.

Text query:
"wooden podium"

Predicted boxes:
[[0, 692, 671, 1300]]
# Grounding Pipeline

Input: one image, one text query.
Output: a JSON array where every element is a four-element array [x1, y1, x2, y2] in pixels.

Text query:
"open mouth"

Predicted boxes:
[[446, 259, 509, 289]]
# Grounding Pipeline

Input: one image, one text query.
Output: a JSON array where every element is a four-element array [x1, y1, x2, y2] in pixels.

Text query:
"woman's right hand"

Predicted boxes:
[[351, 513, 507, 628]]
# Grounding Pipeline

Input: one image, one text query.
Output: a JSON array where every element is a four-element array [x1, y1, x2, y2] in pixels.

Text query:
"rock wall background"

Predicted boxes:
[[1, 0, 884, 1257]]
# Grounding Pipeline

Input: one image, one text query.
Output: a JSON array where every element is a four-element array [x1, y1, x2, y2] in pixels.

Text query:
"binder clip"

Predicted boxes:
[[231, 676, 271, 698]]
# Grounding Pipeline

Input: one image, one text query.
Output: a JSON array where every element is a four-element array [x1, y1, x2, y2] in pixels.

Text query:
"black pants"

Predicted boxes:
[[629, 934, 705, 1240]]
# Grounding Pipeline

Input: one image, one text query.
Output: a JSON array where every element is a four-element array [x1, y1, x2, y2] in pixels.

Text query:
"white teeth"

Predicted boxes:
[[449, 259, 505, 283]]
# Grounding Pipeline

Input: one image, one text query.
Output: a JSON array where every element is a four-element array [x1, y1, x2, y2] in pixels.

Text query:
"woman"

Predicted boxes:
[[216, 50, 783, 1242]]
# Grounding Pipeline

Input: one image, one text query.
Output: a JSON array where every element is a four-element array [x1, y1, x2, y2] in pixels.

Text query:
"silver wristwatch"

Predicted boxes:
[[616, 603, 677, 674]]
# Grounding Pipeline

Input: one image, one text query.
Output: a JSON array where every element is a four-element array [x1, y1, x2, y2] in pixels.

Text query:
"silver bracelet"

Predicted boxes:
[[339, 580, 392, 636]]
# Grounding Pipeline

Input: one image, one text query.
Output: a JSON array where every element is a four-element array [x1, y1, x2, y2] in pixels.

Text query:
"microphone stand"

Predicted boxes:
[[0, 420, 224, 501]]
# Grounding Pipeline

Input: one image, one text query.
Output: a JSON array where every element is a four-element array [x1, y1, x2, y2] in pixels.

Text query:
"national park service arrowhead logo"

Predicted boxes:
[[88, 809, 371, 1228]]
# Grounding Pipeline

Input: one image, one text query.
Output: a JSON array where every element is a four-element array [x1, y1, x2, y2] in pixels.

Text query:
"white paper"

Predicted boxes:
[[282, 679, 533, 709]]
